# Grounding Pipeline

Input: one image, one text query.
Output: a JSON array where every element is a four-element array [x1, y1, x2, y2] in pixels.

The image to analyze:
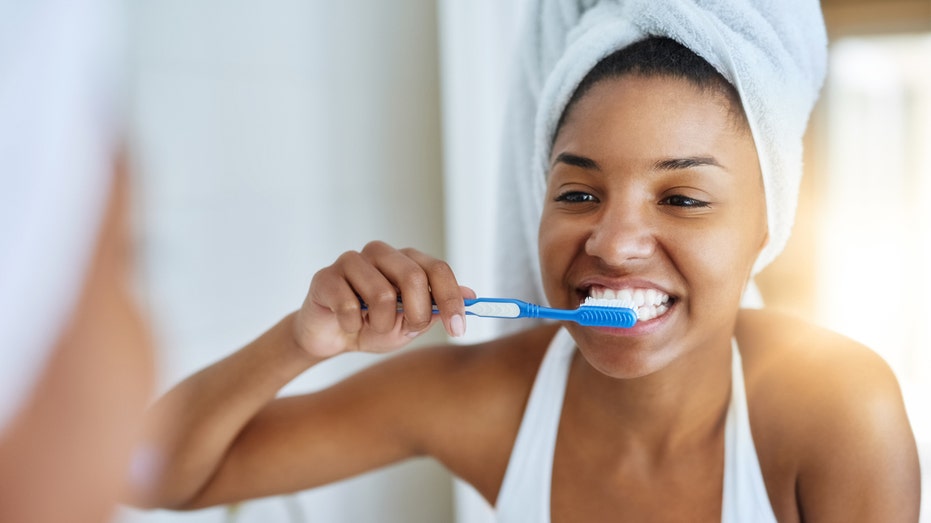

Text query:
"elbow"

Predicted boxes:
[[125, 485, 211, 513], [121, 446, 215, 512]]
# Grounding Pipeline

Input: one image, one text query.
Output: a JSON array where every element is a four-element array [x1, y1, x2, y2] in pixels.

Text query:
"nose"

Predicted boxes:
[[584, 199, 656, 265]]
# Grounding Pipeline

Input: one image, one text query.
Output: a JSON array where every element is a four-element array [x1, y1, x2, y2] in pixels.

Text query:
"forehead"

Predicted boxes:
[[552, 74, 754, 165]]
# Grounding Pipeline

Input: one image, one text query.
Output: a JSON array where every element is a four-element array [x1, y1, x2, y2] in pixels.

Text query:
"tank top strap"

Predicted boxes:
[[722, 339, 778, 523]]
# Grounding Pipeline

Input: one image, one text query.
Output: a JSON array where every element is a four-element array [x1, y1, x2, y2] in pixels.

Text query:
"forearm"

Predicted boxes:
[[131, 312, 321, 509]]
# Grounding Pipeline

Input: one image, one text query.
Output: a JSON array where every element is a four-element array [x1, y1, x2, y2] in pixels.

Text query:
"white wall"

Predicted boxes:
[[120, 1, 452, 522], [436, 1, 528, 520]]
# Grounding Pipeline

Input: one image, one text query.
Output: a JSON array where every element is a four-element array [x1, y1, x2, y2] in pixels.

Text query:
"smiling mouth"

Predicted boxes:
[[583, 287, 674, 322]]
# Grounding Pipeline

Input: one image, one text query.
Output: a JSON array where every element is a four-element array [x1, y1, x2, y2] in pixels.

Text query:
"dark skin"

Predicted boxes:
[[133, 75, 920, 522]]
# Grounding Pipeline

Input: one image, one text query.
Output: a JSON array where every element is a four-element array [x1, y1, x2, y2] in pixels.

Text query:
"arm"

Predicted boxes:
[[130, 242, 474, 509], [794, 343, 921, 522]]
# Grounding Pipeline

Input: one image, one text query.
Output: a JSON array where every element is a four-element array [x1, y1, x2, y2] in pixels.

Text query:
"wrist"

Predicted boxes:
[[271, 312, 324, 374]]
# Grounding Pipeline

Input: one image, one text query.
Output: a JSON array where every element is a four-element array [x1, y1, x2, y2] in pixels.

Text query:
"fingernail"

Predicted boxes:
[[449, 314, 466, 338], [406, 330, 422, 339]]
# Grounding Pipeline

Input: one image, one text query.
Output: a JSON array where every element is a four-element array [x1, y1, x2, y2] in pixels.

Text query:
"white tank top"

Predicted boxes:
[[496, 328, 777, 522]]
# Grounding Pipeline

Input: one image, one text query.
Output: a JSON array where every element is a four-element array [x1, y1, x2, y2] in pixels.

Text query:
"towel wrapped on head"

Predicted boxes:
[[492, 0, 827, 311]]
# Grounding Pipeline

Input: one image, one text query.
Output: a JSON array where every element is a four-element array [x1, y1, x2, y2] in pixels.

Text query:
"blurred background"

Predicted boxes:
[[112, 0, 929, 522]]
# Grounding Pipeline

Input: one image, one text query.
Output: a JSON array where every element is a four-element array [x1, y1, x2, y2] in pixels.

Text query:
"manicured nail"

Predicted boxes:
[[449, 314, 466, 338]]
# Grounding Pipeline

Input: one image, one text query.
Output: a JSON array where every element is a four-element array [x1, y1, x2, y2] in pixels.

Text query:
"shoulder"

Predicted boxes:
[[736, 308, 899, 399], [736, 308, 920, 521], [735, 308, 904, 416]]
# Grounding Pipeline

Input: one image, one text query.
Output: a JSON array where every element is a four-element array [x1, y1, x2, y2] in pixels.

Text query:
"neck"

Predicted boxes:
[[567, 337, 733, 456]]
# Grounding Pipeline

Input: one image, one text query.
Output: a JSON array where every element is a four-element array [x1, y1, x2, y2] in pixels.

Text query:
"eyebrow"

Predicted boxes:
[[653, 156, 723, 171], [552, 153, 726, 173], [552, 152, 601, 170]]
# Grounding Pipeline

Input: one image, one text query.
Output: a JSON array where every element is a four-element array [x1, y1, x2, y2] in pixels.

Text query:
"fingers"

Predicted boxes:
[[397, 248, 466, 338], [337, 250, 401, 334], [307, 264, 364, 335], [312, 242, 468, 346], [364, 242, 465, 338], [364, 244, 433, 334]]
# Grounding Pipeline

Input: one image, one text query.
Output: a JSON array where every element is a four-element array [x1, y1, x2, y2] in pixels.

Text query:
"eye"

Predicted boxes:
[[554, 191, 598, 204], [659, 194, 710, 208]]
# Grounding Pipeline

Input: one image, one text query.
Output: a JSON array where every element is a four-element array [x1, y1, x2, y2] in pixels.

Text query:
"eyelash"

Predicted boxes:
[[554, 191, 597, 203], [660, 195, 711, 208], [555, 192, 710, 208]]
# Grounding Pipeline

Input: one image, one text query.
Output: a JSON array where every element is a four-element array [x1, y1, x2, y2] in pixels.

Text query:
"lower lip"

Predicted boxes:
[[589, 301, 675, 337]]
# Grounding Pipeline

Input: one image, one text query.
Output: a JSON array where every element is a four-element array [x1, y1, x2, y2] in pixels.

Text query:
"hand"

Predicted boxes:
[[293, 241, 476, 358]]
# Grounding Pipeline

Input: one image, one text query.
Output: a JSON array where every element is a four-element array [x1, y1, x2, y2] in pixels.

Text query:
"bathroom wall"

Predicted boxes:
[[120, 1, 452, 522]]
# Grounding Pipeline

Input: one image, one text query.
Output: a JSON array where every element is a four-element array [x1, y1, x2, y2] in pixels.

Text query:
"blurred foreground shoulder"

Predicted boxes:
[[737, 308, 920, 522]]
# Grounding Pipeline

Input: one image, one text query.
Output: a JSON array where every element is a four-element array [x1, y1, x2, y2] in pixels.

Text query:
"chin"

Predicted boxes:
[[569, 329, 680, 379]]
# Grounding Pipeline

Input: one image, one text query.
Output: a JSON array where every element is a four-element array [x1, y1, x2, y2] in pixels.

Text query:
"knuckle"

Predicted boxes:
[[335, 250, 361, 266], [371, 288, 400, 306], [362, 240, 390, 255], [334, 300, 361, 317], [402, 268, 429, 290], [426, 260, 453, 278]]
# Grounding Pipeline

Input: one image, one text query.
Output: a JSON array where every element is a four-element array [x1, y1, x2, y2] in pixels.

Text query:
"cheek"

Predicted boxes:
[[673, 206, 765, 307], [538, 213, 584, 302]]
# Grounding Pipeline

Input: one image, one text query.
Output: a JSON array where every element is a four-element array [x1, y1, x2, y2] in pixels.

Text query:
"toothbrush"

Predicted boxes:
[[361, 296, 638, 328]]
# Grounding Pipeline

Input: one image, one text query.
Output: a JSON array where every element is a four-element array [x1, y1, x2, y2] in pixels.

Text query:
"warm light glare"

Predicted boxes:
[[818, 34, 931, 512]]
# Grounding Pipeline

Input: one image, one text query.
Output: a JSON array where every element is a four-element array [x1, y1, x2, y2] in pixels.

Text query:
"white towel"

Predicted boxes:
[[0, 0, 124, 433], [491, 0, 826, 311]]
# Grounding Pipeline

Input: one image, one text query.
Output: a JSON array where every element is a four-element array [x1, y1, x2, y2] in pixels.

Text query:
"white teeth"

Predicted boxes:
[[588, 287, 669, 305], [639, 299, 672, 319], [637, 302, 670, 322], [585, 286, 672, 322], [633, 289, 645, 307], [644, 289, 658, 306]]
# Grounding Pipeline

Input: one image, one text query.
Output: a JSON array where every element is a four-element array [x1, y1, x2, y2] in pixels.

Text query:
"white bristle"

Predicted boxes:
[[582, 296, 637, 310]]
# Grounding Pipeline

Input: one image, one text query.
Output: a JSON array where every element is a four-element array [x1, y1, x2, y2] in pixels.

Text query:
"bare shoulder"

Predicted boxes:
[[735, 308, 920, 522], [736, 308, 900, 400]]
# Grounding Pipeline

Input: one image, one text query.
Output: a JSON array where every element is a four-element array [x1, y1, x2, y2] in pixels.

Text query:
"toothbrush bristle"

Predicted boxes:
[[582, 296, 638, 311]]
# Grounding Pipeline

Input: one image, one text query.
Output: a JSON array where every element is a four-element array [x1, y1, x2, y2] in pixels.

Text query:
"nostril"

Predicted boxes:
[[584, 225, 655, 264]]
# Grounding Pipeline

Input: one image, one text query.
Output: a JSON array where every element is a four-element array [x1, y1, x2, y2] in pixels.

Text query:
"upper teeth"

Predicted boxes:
[[588, 287, 670, 308]]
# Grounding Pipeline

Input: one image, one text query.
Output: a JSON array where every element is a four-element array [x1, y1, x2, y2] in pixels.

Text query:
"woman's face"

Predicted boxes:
[[539, 74, 767, 379]]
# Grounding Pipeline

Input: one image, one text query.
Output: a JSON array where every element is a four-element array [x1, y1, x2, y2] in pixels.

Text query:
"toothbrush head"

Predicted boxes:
[[578, 298, 638, 328]]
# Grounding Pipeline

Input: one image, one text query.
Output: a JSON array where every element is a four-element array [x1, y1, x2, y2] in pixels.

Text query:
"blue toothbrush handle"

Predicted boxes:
[[463, 298, 637, 328], [360, 296, 636, 328]]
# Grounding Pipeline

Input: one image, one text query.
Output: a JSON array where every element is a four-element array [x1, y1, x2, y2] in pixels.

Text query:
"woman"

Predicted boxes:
[[134, 11, 921, 523]]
